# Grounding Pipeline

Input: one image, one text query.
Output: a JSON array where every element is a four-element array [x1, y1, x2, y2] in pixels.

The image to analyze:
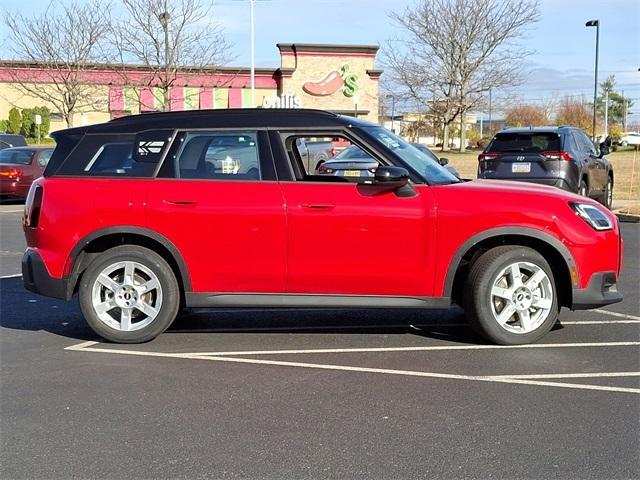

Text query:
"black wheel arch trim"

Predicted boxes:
[[443, 226, 578, 298], [68, 226, 192, 292]]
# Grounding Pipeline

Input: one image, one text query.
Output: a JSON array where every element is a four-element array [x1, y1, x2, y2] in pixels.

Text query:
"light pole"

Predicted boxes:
[[386, 94, 395, 133], [158, 11, 170, 111], [249, 0, 255, 106], [586, 19, 600, 141]]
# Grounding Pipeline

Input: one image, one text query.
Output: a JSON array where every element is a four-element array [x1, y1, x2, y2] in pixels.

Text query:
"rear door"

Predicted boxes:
[[573, 130, 605, 193], [482, 132, 564, 183], [146, 129, 287, 294]]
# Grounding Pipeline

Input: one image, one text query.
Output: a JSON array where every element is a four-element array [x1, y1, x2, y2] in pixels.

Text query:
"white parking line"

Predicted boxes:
[[592, 309, 640, 321], [63, 342, 640, 395], [0, 209, 23, 213], [77, 341, 639, 358], [0, 273, 22, 279]]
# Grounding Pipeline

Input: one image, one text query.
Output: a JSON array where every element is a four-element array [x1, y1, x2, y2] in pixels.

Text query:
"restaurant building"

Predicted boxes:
[[0, 43, 382, 133]]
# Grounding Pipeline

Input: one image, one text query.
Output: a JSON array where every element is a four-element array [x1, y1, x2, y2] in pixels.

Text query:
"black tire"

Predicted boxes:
[[599, 176, 613, 209], [463, 246, 559, 345], [79, 245, 180, 343], [579, 179, 588, 197]]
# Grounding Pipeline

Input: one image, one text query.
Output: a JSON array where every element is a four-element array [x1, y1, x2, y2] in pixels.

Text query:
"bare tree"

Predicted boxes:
[[505, 104, 550, 127], [107, 0, 233, 112], [4, 0, 109, 127], [384, 0, 539, 151]]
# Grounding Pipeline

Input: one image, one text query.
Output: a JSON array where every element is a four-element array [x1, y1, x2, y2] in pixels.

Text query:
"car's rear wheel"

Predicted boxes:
[[579, 180, 588, 197], [600, 176, 613, 209], [79, 245, 180, 343], [463, 246, 559, 345]]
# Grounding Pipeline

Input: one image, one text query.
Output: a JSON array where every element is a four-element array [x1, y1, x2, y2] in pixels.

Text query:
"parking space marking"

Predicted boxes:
[[0, 273, 22, 279], [592, 309, 640, 321], [70, 341, 639, 357], [561, 319, 640, 324], [65, 340, 640, 395], [0, 209, 23, 213]]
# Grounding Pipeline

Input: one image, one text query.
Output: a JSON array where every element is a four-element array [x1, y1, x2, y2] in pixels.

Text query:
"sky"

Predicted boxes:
[[2, 0, 640, 120]]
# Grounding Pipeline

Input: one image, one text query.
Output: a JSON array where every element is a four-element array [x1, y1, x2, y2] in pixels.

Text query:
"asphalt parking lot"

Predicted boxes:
[[1, 202, 639, 479]]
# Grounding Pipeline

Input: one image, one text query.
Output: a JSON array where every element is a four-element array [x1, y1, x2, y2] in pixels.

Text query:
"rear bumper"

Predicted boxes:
[[571, 271, 623, 309], [22, 249, 70, 300], [478, 175, 575, 192], [0, 180, 29, 198]]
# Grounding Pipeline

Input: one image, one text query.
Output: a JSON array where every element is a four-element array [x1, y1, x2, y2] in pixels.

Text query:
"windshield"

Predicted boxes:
[[0, 149, 34, 165], [487, 132, 561, 153], [363, 127, 460, 184]]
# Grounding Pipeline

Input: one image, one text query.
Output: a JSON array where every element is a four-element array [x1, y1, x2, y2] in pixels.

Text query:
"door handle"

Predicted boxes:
[[301, 203, 335, 210], [163, 200, 198, 206]]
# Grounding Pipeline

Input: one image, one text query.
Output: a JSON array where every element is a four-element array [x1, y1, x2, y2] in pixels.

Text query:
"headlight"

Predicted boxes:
[[570, 202, 614, 231]]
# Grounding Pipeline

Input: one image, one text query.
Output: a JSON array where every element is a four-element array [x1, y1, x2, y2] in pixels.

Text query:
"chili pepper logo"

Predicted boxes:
[[302, 64, 359, 97]]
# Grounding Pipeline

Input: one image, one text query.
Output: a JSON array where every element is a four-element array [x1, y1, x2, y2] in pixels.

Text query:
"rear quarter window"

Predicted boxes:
[[487, 133, 561, 153], [55, 133, 169, 177]]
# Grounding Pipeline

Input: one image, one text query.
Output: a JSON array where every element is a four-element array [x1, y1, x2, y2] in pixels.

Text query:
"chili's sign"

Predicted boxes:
[[302, 64, 359, 98]]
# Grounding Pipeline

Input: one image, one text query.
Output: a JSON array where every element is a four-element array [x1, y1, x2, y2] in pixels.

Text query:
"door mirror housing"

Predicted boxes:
[[598, 144, 610, 158], [374, 166, 410, 187], [439, 157, 449, 166]]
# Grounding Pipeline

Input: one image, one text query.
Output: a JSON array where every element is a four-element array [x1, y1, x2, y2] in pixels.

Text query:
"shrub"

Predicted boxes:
[[8, 108, 21, 134]]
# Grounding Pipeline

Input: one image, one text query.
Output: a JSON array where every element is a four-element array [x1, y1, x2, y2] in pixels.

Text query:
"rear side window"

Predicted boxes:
[[0, 149, 34, 165], [487, 133, 561, 153], [55, 132, 169, 177], [37, 150, 53, 167], [173, 131, 261, 180]]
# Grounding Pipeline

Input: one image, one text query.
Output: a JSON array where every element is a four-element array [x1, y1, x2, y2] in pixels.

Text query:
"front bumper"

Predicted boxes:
[[22, 249, 70, 300], [571, 271, 623, 309]]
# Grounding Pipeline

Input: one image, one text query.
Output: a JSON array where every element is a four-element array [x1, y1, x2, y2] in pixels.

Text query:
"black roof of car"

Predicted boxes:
[[498, 126, 576, 134], [52, 109, 376, 138]]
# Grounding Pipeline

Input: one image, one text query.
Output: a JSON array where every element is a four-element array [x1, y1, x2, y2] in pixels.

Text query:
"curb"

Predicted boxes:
[[615, 213, 640, 223]]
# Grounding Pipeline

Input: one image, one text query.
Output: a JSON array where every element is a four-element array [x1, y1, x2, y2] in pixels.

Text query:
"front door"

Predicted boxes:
[[272, 131, 436, 297]]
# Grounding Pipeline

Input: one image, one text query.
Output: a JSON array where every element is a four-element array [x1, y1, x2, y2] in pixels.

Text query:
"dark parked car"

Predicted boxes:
[[317, 144, 460, 178], [0, 147, 53, 199], [411, 143, 460, 178], [478, 127, 613, 208], [0, 134, 27, 150]]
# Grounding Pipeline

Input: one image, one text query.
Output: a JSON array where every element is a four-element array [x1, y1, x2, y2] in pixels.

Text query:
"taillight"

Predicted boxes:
[[0, 168, 22, 180], [479, 153, 500, 161], [23, 184, 43, 228], [317, 164, 333, 174], [543, 151, 573, 161]]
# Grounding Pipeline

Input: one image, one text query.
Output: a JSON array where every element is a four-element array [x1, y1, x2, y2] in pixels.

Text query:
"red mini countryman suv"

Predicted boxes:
[[22, 109, 623, 345]]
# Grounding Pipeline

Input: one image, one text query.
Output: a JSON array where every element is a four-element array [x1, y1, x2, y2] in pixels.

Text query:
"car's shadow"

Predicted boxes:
[[0, 276, 506, 345]]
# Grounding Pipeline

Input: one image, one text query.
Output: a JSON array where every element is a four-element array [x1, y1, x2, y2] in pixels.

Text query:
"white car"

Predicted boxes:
[[619, 132, 640, 146]]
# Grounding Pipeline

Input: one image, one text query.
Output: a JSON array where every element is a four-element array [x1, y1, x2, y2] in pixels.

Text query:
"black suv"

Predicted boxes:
[[478, 127, 613, 208]]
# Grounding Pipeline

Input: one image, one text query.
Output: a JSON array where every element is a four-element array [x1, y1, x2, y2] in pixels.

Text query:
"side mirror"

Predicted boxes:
[[599, 144, 610, 157], [439, 157, 449, 166], [374, 166, 410, 187]]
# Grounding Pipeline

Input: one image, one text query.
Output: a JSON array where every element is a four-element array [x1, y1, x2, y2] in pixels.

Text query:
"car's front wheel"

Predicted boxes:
[[463, 246, 559, 345], [79, 245, 180, 343]]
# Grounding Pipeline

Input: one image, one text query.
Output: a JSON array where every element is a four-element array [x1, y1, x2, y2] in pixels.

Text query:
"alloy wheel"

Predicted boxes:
[[489, 261, 553, 334], [91, 261, 163, 332]]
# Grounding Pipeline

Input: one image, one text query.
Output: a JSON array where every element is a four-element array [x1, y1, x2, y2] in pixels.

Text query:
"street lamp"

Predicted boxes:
[[586, 19, 600, 141], [386, 94, 396, 133], [158, 11, 170, 111]]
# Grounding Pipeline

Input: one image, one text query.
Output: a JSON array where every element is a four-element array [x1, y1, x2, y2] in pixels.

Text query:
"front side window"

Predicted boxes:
[[285, 134, 380, 182], [175, 131, 261, 180]]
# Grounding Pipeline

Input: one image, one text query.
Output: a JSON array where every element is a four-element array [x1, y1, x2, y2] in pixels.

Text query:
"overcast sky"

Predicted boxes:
[[3, 0, 640, 119]]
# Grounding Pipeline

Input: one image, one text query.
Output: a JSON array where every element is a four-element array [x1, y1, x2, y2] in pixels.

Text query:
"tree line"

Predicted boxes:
[[4, 0, 232, 127]]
